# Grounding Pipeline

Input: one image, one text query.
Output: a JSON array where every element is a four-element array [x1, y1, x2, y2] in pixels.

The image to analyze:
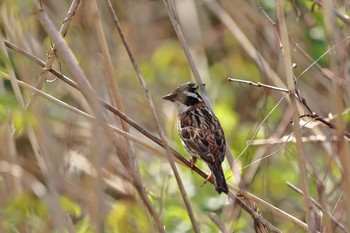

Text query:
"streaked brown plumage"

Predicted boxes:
[[163, 82, 228, 194]]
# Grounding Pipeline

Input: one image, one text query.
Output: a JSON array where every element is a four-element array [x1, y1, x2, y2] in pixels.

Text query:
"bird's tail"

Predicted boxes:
[[208, 163, 228, 194]]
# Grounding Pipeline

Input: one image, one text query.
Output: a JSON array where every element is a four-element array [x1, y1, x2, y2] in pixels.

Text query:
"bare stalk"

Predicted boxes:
[[287, 182, 349, 233], [275, 0, 313, 230], [323, 0, 350, 229], [161, 0, 240, 184], [26, 0, 81, 109], [208, 213, 230, 233], [105, 1, 199, 232], [4, 39, 306, 231], [1, 36, 71, 232]]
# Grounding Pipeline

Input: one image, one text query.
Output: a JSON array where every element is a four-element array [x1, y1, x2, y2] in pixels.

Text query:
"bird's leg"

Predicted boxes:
[[189, 156, 197, 173]]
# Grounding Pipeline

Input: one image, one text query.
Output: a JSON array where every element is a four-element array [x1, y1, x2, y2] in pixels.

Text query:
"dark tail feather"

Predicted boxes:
[[208, 164, 228, 194]]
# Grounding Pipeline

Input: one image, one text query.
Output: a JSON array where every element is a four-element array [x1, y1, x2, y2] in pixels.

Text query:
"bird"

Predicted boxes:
[[162, 82, 228, 194]]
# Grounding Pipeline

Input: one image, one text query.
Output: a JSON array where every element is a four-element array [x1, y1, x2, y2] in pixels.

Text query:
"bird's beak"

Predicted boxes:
[[162, 93, 175, 102]]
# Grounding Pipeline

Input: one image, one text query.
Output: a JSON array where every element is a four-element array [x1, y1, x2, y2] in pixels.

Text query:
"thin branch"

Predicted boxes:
[[227, 192, 281, 233], [229, 186, 308, 231], [323, 0, 350, 228], [0, 161, 47, 197], [161, 0, 240, 188], [32, 2, 164, 232], [1, 34, 71, 232], [275, 0, 313, 230], [208, 213, 230, 233], [90, 0, 135, 145], [203, 0, 287, 90], [311, 0, 350, 26], [4, 40, 307, 231], [26, 0, 81, 109], [228, 76, 350, 139], [248, 134, 337, 146], [234, 94, 287, 163], [2, 74, 164, 157], [287, 182, 349, 233], [105, 1, 199, 232], [228, 77, 289, 93]]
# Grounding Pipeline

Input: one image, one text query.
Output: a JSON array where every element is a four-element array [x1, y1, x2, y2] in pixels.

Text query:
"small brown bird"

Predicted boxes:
[[163, 82, 228, 194]]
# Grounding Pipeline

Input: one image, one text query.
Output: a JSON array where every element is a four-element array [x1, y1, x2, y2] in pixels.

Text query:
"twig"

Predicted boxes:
[[287, 182, 349, 233], [208, 213, 230, 233], [203, 0, 287, 90], [90, 0, 135, 141], [323, 0, 350, 229], [33, 2, 112, 232], [228, 76, 350, 139], [248, 135, 336, 146], [26, 0, 81, 109], [275, 0, 313, 230], [89, 3, 141, 227], [228, 78, 289, 93], [311, 0, 350, 26], [243, 108, 293, 185], [227, 192, 281, 233], [105, 1, 198, 232], [1, 73, 164, 157], [0, 161, 47, 197], [4, 39, 307, 231], [297, 92, 350, 139], [234, 94, 287, 163], [1, 33, 71, 233], [229, 185, 308, 231], [161, 0, 240, 188], [32, 2, 163, 232]]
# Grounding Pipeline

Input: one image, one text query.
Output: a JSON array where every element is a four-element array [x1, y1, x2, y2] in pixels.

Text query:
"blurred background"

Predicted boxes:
[[0, 0, 349, 232]]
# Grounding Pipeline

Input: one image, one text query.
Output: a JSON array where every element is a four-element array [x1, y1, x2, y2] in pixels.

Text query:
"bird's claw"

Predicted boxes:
[[189, 156, 197, 173]]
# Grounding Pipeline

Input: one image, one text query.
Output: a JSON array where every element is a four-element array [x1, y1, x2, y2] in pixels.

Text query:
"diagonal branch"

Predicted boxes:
[[161, 2, 242, 212], [4, 39, 308, 232], [275, 0, 313, 230], [104, 1, 200, 232]]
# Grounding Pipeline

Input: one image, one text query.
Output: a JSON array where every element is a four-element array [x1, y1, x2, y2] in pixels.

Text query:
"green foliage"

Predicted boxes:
[[2, 0, 349, 232], [2, 193, 49, 232], [141, 41, 191, 85], [214, 101, 238, 138], [105, 201, 152, 233], [1, 193, 89, 233], [0, 92, 36, 132]]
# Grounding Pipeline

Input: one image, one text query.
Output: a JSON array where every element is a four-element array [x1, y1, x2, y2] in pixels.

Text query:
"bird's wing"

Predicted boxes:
[[212, 130, 226, 162], [180, 127, 225, 163]]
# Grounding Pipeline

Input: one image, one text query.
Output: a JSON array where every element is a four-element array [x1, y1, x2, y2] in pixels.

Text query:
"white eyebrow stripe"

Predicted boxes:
[[184, 91, 200, 99]]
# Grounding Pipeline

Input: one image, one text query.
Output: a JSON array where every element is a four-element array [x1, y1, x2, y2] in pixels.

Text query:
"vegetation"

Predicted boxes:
[[0, 0, 349, 232]]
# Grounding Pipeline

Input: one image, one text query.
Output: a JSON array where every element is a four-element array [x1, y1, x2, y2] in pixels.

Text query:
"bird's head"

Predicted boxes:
[[162, 82, 203, 113]]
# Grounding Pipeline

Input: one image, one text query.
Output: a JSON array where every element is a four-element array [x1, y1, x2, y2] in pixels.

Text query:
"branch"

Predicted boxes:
[[161, 0, 241, 190], [276, 0, 313, 230], [287, 182, 349, 233], [4, 39, 308, 231], [26, 0, 81, 109], [228, 77, 289, 93], [105, 1, 199, 232]]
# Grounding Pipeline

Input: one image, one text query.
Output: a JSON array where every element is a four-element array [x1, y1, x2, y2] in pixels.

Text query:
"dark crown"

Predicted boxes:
[[163, 82, 203, 106], [175, 82, 202, 106]]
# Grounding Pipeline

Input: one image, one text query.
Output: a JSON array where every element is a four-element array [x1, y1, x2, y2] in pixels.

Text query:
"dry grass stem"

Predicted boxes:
[[275, 0, 314, 229], [26, 0, 81, 109], [287, 182, 349, 233], [4, 0, 348, 230], [3, 39, 310, 230], [105, 1, 199, 232]]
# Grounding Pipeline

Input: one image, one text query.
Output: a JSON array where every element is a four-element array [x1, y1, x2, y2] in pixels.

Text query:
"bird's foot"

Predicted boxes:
[[189, 156, 197, 173]]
